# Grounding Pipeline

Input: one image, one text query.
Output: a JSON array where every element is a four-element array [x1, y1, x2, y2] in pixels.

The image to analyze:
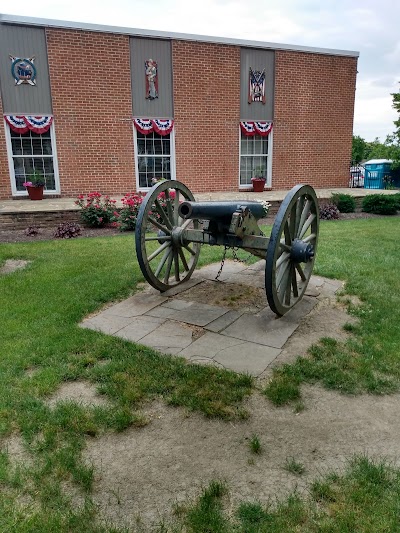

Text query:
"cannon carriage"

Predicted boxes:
[[135, 180, 319, 316]]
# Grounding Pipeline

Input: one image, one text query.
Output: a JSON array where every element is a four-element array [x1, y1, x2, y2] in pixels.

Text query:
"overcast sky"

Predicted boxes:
[[1, 0, 399, 142]]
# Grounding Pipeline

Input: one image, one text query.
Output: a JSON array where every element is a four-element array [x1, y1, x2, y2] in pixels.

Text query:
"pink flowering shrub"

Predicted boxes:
[[112, 192, 143, 231], [152, 189, 176, 225], [75, 192, 116, 227]]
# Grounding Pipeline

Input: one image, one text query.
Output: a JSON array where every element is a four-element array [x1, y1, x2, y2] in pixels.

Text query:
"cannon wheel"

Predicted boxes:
[[265, 185, 319, 316], [135, 180, 201, 292]]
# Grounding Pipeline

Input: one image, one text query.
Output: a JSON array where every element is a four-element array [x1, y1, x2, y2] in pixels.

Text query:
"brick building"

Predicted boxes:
[[0, 14, 358, 200]]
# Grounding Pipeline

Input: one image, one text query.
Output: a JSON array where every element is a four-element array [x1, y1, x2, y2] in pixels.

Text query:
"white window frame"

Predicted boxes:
[[133, 126, 176, 192], [4, 119, 61, 197], [238, 127, 273, 189]]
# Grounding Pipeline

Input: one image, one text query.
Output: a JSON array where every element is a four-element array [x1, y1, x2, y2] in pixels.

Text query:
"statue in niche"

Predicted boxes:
[[145, 59, 158, 100]]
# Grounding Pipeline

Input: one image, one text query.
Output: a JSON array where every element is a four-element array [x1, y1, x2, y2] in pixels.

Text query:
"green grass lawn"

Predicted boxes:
[[1, 217, 400, 531]]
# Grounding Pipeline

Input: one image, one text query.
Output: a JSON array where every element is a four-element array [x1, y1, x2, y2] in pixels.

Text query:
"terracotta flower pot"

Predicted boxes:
[[251, 178, 266, 192], [26, 186, 44, 200]]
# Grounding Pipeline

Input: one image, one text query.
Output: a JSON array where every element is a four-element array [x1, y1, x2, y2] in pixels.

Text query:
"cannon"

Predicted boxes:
[[135, 180, 319, 316]]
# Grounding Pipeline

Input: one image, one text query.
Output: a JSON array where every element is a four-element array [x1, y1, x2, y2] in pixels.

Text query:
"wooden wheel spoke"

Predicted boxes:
[[278, 263, 291, 301], [302, 233, 316, 244], [178, 248, 189, 271], [291, 264, 299, 297], [183, 244, 196, 256], [163, 251, 174, 283], [154, 199, 173, 230], [276, 258, 291, 288], [298, 213, 316, 239], [147, 241, 170, 262], [173, 249, 180, 281], [297, 199, 311, 238], [148, 216, 171, 235], [164, 188, 175, 222], [284, 271, 292, 305], [294, 197, 305, 237], [145, 236, 171, 242], [284, 221, 291, 245], [295, 263, 307, 281], [155, 247, 172, 277], [279, 240, 291, 253], [181, 218, 193, 231], [276, 251, 290, 269]]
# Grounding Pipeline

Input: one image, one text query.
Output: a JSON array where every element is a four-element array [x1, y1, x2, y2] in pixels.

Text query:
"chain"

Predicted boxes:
[[215, 246, 254, 281], [215, 245, 228, 281]]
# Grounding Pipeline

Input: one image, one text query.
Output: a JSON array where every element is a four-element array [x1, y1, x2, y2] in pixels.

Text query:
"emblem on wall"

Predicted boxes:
[[145, 59, 158, 100], [248, 67, 265, 104], [10, 56, 37, 85]]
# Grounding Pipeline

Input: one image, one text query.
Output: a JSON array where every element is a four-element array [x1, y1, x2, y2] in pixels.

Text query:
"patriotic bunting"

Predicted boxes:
[[133, 118, 174, 136], [5, 115, 53, 134], [240, 121, 273, 137]]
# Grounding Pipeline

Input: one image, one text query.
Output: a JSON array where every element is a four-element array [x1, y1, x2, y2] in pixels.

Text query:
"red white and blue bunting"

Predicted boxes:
[[5, 115, 53, 134], [133, 118, 174, 136], [240, 121, 273, 137]]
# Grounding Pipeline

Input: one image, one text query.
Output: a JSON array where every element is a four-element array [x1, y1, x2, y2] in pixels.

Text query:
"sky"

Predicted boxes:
[[1, 0, 399, 142]]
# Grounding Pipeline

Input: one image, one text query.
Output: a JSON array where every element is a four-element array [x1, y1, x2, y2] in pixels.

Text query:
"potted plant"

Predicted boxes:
[[23, 171, 45, 200], [251, 166, 266, 192]]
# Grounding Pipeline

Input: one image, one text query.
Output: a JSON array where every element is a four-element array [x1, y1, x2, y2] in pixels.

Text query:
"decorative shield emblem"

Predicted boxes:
[[10, 56, 36, 85], [248, 67, 266, 104]]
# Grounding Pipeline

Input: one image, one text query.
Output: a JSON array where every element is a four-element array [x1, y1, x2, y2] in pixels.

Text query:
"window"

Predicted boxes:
[[6, 124, 59, 194], [134, 129, 174, 189], [240, 130, 272, 187]]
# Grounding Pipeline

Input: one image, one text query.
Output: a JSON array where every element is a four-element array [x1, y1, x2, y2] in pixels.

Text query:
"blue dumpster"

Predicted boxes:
[[364, 159, 392, 189]]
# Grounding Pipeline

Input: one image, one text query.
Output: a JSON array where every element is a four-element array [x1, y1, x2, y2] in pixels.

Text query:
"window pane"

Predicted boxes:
[[239, 131, 269, 186], [10, 128, 56, 191], [137, 131, 172, 187]]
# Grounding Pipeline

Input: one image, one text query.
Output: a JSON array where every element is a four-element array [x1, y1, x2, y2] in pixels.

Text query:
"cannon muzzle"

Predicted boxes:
[[178, 201, 265, 221]]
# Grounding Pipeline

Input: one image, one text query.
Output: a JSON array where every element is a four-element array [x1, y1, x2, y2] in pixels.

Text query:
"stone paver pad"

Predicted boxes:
[[80, 315, 135, 335], [166, 302, 228, 327], [139, 322, 193, 351], [179, 331, 244, 359], [214, 343, 281, 376], [205, 310, 244, 333], [102, 293, 167, 318], [114, 316, 165, 342]]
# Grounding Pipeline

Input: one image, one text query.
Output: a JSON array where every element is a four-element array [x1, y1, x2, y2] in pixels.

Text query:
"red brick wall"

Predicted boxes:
[[273, 51, 357, 189], [0, 94, 12, 199], [46, 29, 135, 196], [173, 41, 241, 193]]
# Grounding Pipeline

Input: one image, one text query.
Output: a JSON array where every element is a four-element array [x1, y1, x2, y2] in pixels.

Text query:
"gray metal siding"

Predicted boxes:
[[240, 48, 274, 121], [130, 37, 173, 118], [0, 24, 52, 115]]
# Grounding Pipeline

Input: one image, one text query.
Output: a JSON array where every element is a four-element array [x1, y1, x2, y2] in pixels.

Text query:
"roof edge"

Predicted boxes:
[[0, 13, 360, 58]]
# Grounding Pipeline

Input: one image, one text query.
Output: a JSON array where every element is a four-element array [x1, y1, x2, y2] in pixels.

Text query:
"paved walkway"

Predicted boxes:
[[80, 261, 342, 376], [0, 187, 396, 214]]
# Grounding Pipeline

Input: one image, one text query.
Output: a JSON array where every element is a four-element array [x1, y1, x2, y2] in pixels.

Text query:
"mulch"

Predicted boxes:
[[0, 212, 396, 244]]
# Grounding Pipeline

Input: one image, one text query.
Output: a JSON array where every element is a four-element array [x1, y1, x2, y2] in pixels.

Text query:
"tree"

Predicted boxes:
[[391, 84, 400, 168], [352, 135, 367, 164]]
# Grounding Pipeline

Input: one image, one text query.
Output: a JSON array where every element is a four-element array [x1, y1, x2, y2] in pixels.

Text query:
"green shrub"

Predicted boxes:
[[391, 193, 400, 210], [75, 192, 117, 227], [361, 195, 398, 215], [331, 193, 356, 213]]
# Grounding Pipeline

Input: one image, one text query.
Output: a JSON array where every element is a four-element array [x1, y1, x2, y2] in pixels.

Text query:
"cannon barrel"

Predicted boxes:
[[178, 201, 265, 221]]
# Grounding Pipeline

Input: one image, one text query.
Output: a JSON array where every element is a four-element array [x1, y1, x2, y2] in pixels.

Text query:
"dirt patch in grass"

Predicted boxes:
[[84, 388, 400, 530], [80, 286, 369, 531], [180, 279, 266, 313], [46, 381, 110, 408], [0, 259, 31, 275]]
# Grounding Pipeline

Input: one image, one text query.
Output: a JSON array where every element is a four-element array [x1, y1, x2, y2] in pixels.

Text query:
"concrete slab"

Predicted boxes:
[[114, 316, 165, 342], [197, 260, 248, 282], [179, 332, 244, 359], [166, 302, 229, 327], [103, 293, 167, 318], [161, 277, 204, 297], [80, 315, 135, 335], [161, 299, 193, 311], [213, 343, 281, 376], [139, 322, 193, 351], [205, 310, 244, 333], [221, 313, 299, 349]]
